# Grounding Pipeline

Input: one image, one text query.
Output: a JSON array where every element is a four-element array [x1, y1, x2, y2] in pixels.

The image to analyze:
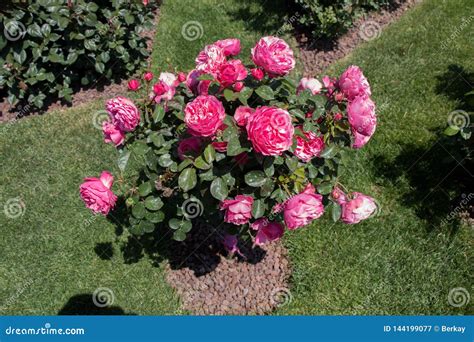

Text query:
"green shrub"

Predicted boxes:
[[0, 0, 156, 109], [292, 0, 392, 39]]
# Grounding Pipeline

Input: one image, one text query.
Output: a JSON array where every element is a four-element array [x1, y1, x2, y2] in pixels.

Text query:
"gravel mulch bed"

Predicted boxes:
[[165, 223, 291, 315], [298, 0, 421, 76]]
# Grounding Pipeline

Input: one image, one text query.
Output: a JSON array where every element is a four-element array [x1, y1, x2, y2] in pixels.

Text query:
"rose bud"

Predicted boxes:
[[251, 68, 264, 81], [127, 79, 140, 91], [143, 72, 153, 82]]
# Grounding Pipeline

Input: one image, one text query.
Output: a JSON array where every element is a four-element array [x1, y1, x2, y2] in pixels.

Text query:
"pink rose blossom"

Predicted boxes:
[[222, 234, 243, 256], [177, 137, 202, 160], [153, 72, 178, 103], [340, 192, 377, 224], [332, 187, 347, 204], [106, 96, 140, 132], [322, 75, 335, 89], [220, 195, 254, 225], [233, 82, 244, 92], [251, 36, 295, 77], [294, 126, 325, 162], [178, 72, 186, 83], [143, 72, 153, 82], [186, 69, 201, 94], [211, 141, 228, 152], [246, 106, 294, 156], [217, 59, 247, 87], [347, 95, 376, 137], [251, 68, 264, 81], [283, 183, 324, 229], [215, 38, 241, 56], [127, 79, 140, 91], [251, 219, 284, 246], [184, 95, 226, 137], [195, 44, 226, 76], [338, 65, 371, 101], [79, 171, 117, 215], [160, 72, 179, 87], [297, 77, 322, 95], [234, 106, 254, 126], [352, 129, 372, 149], [102, 121, 125, 147]]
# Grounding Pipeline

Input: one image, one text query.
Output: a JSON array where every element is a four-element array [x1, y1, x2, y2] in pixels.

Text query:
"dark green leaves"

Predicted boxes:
[[144, 196, 163, 211], [255, 85, 274, 100], [178, 168, 197, 192], [210, 177, 229, 200], [252, 199, 265, 219], [245, 171, 267, 187]]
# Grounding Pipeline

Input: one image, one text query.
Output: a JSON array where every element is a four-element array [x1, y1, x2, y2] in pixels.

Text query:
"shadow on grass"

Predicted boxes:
[[101, 199, 266, 276], [58, 294, 135, 315], [371, 64, 473, 232]]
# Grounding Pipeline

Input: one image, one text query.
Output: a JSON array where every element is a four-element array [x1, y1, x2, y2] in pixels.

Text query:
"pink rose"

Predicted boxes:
[[79, 171, 117, 215], [211, 141, 227, 153], [106, 96, 140, 132], [195, 44, 226, 76], [234, 106, 254, 126], [184, 95, 226, 137], [177, 72, 186, 83], [338, 65, 371, 101], [220, 195, 254, 225], [215, 38, 241, 56], [297, 77, 322, 95], [347, 95, 376, 137], [217, 59, 247, 88], [283, 183, 324, 229], [251, 36, 295, 77], [153, 72, 178, 103], [177, 137, 202, 160], [222, 234, 243, 256], [143, 71, 153, 82], [340, 192, 377, 224], [331, 187, 347, 204], [251, 68, 264, 81], [127, 79, 140, 91], [186, 69, 201, 94], [102, 121, 125, 147], [251, 219, 284, 246], [246, 106, 294, 156], [352, 129, 372, 149], [160, 72, 179, 87], [233, 82, 244, 92], [294, 126, 325, 162]]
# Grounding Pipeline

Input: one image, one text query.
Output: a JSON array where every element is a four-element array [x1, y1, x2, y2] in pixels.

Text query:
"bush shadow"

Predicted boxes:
[[58, 294, 135, 315]]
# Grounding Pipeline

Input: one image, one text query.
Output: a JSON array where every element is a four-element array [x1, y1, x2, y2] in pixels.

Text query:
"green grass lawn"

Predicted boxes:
[[0, 0, 472, 315]]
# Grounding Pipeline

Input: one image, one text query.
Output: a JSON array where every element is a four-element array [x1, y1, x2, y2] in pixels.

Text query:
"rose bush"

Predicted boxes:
[[80, 36, 379, 248]]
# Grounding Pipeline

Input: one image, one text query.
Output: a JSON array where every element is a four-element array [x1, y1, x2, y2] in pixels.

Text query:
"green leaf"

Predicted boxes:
[[443, 125, 460, 136], [260, 178, 274, 197], [138, 182, 152, 196], [133, 141, 150, 155], [169, 218, 192, 233], [153, 105, 165, 123], [144, 196, 163, 211], [95, 62, 105, 73], [138, 220, 155, 233], [330, 202, 341, 222], [84, 39, 98, 51], [227, 135, 244, 156], [145, 210, 165, 223], [41, 23, 51, 37], [245, 171, 267, 187], [132, 202, 146, 219], [13, 50, 27, 64], [223, 88, 236, 101], [194, 156, 211, 170], [178, 159, 193, 172], [238, 87, 253, 105], [285, 157, 299, 172], [27, 23, 42, 38], [317, 182, 332, 195], [210, 177, 228, 201], [255, 85, 274, 100], [117, 150, 130, 172], [179, 168, 197, 192], [263, 157, 275, 177], [149, 133, 165, 147], [203, 144, 216, 163], [320, 145, 337, 159], [158, 153, 173, 167], [252, 199, 265, 219], [173, 229, 187, 241]]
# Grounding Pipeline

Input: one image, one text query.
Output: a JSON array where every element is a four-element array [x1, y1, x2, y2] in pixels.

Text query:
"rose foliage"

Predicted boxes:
[[80, 36, 379, 249]]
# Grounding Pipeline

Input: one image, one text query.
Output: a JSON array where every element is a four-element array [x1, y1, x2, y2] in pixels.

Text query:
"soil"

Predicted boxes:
[[165, 223, 291, 315], [297, 0, 421, 76], [0, 8, 160, 123]]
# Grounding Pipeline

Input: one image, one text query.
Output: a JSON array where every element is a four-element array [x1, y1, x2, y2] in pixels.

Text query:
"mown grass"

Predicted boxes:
[[0, 0, 472, 315]]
